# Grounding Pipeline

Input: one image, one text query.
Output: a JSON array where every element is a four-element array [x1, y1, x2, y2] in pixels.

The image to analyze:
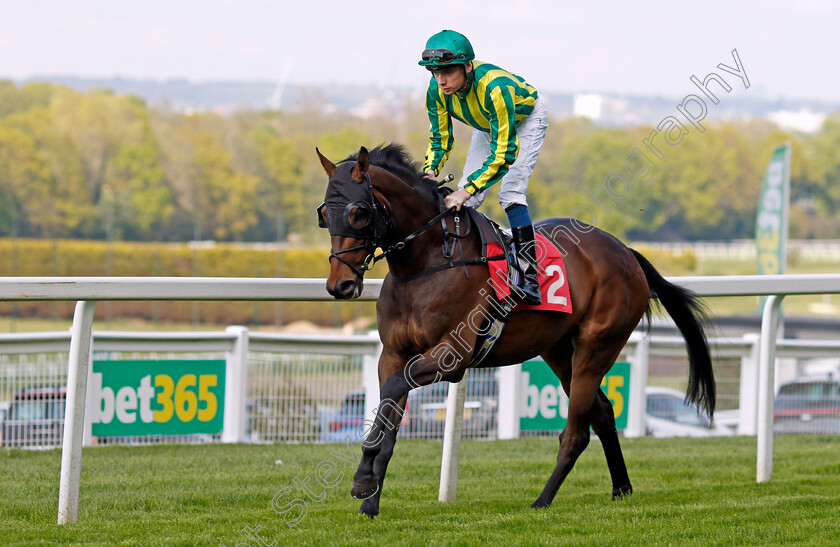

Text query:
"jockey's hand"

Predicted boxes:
[[444, 188, 472, 211], [424, 170, 437, 180]]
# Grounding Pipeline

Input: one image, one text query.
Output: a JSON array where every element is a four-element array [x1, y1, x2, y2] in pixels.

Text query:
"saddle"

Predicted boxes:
[[462, 207, 523, 292]]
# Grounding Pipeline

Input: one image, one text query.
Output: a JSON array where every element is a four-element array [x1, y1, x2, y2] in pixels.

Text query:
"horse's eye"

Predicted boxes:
[[349, 206, 371, 229]]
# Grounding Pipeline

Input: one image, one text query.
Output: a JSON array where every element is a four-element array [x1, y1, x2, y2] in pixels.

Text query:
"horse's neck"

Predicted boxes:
[[372, 170, 478, 280], [387, 208, 481, 281]]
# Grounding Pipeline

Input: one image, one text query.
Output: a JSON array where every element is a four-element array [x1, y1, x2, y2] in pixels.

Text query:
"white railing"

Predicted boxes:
[[2, 274, 840, 523]]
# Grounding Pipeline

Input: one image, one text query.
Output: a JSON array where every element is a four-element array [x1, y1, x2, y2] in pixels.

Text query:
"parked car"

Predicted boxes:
[[321, 389, 368, 443], [403, 372, 498, 438], [320, 371, 498, 442], [2, 386, 67, 448], [645, 386, 733, 437], [774, 374, 840, 434]]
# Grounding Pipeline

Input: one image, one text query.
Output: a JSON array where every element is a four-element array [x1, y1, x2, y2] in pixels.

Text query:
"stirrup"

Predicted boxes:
[[512, 224, 541, 306], [517, 274, 542, 306]]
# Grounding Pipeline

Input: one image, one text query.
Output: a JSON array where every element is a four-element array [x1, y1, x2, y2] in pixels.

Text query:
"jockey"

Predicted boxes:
[[419, 29, 547, 306]]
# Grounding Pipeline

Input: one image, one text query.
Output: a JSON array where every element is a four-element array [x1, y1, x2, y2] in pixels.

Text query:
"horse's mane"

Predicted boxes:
[[342, 144, 448, 207]]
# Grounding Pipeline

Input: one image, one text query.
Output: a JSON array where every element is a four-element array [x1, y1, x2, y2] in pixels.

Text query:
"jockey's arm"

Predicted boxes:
[[463, 85, 519, 195], [423, 82, 453, 176]]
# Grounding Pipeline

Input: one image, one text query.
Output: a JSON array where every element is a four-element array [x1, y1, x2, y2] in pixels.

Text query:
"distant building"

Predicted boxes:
[[766, 108, 826, 133], [573, 93, 603, 120]]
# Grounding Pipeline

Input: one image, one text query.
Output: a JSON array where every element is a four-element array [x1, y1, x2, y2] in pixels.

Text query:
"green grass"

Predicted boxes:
[[1, 435, 839, 546]]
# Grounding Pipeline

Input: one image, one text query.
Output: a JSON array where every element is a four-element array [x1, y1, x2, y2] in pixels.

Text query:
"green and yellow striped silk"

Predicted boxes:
[[423, 61, 538, 194]]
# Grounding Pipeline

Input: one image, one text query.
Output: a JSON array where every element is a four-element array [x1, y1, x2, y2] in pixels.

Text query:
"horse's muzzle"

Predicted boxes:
[[326, 279, 361, 300]]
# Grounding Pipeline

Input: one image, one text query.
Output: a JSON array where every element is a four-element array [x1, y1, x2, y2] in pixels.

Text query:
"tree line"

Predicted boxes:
[[1, 80, 838, 243]]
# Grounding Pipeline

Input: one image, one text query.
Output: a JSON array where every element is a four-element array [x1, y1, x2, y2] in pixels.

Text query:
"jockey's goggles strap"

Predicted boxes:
[[421, 48, 456, 63]]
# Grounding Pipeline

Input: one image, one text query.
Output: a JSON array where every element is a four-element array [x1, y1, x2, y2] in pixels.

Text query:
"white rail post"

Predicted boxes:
[[439, 371, 467, 502], [625, 331, 650, 438], [82, 327, 96, 448], [57, 300, 98, 525], [223, 326, 249, 443], [362, 331, 382, 427], [757, 295, 784, 483], [496, 363, 522, 440], [738, 333, 761, 435]]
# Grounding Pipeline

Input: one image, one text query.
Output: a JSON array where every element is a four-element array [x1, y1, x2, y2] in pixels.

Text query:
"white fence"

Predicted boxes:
[[8, 329, 835, 447], [2, 274, 840, 523], [0, 328, 502, 448], [642, 239, 840, 262]]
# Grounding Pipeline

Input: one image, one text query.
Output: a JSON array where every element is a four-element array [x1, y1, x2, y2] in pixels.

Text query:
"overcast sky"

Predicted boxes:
[[2, 0, 837, 102]]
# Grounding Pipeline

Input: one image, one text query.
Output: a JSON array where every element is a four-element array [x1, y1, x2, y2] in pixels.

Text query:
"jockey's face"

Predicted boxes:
[[432, 63, 471, 95]]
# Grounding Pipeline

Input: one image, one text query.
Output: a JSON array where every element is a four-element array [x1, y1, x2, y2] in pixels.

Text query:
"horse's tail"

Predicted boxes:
[[630, 249, 716, 418]]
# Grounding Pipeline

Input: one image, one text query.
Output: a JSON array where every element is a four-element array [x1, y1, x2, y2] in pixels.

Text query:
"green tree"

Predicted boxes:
[[250, 126, 306, 239], [50, 87, 152, 238], [0, 125, 53, 236], [106, 140, 174, 239], [189, 132, 259, 241], [1, 107, 93, 237]]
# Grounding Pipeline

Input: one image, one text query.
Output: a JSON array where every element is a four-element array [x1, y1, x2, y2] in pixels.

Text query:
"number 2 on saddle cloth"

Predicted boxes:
[[487, 234, 573, 313], [467, 219, 573, 368]]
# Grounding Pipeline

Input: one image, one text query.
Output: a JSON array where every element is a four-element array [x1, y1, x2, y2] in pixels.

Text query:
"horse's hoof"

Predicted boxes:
[[530, 498, 551, 509], [360, 498, 379, 518], [611, 484, 633, 501], [351, 479, 380, 500]]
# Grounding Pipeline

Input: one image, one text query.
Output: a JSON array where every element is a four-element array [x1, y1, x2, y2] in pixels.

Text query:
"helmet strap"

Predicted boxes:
[[458, 64, 471, 93]]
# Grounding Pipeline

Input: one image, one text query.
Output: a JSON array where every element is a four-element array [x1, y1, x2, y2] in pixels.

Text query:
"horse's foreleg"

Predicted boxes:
[[357, 393, 406, 518], [350, 372, 409, 502], [352, 347, 459, 517]]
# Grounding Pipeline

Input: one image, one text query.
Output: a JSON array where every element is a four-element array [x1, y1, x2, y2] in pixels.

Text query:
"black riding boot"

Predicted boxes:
[[511, 224, 542, 306]]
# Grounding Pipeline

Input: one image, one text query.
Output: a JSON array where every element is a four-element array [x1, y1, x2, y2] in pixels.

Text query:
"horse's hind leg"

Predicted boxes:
[[541, 340, 633, 501], [532, 336, 628, 508], [540, 338, 573, 447], [590, 389, 633, 500]]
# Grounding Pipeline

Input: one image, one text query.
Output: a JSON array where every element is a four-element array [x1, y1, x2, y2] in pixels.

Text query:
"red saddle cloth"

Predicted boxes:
[[486, 233, 573, 313]]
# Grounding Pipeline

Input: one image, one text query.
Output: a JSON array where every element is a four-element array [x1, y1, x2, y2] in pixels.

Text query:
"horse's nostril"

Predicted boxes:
[[335, 280, 357, 298]]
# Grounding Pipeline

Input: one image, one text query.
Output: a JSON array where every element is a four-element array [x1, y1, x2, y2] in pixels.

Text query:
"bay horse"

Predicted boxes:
[[316, 144, 715, 518]]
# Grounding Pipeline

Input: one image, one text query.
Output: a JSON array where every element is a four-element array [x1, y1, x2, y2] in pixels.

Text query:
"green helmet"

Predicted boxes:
[[418, 30, 475, 70]]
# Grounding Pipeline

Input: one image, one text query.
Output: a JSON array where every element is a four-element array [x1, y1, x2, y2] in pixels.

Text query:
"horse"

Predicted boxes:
[[315, 143, 715, 518]]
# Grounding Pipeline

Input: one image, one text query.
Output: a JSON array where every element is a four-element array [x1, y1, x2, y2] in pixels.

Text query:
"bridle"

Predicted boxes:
[[317, 169, 456, 282], [317, 173, 390, 279]]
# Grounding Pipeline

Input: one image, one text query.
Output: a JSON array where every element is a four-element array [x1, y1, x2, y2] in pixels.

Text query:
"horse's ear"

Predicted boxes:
[[351, 146, 369, 182], [316, 147, 337, 177]]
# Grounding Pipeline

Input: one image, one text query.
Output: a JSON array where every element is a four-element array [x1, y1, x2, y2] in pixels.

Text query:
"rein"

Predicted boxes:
[[329, 203, 457, 280], [391, 207, 506, 284], [322, 169, 505, 283], [369, 206, 456, 269]]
